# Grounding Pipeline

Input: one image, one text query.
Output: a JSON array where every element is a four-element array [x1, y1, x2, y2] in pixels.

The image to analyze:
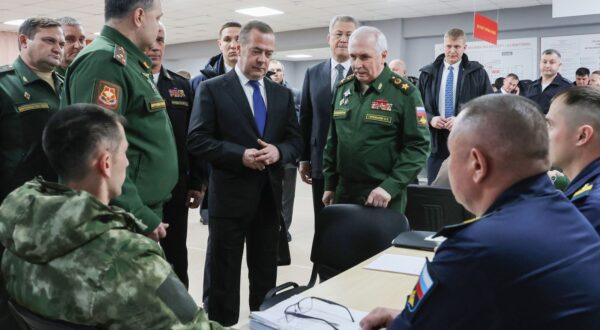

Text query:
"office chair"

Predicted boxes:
[[8, 300, 99, 330], [404, 184, 473, 231], [260, 204, 410, 310]]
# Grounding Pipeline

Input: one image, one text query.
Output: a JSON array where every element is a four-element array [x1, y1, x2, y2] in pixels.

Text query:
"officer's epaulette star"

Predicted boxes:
[[113, 44, 127, 66], [434, 216, 481, 238], [338, 74, 355, 86], [390, 74, 414, 95], [0, 64, 15, 74]]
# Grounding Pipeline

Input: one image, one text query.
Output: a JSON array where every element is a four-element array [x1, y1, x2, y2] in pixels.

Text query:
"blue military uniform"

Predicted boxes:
[[523, 73, 572, 114], [390, 174, 600, 329], [564, 157, 600, 235]]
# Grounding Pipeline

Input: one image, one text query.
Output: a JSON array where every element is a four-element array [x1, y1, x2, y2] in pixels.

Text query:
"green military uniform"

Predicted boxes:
[[62, 25, 178, 234], [0, 56, 62, 202], [0, 178, 227, 330], [53, 65, 66, 79], [323, 65, 430, 213]]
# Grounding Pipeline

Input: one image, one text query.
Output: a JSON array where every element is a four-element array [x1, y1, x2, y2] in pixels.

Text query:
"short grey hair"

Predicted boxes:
[[542, 48, 561, 58], [328, 15, 359, 33], [348, 26, 387, 54], [56, 16, 81, 27], [269, 59, 284, 70]]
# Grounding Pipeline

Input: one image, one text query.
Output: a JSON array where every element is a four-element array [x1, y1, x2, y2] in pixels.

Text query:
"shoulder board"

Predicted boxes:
[[434, 216, 481, 238], [113, 44, 127, 66], [338, 74, 355, 86], [571, 183, 593, 202], [390, 75, 415, 95], [0, 65, 15, 74]]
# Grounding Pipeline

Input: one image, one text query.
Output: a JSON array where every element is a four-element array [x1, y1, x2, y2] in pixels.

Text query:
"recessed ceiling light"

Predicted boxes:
[[286, 54, 312, 59], [235, 7, 284, 17], [93, 32, 100, 35], [4, 19, 25, 26]]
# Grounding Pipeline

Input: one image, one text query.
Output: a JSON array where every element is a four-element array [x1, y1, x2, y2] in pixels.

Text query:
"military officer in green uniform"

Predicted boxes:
[[62, 0, 177, 240], [323, 26, 430, 213], [0, 17, 64, 202]]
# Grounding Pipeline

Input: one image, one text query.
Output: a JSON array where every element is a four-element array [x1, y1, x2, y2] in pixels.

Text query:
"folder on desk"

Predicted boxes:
[[392, 231, 444, 251]]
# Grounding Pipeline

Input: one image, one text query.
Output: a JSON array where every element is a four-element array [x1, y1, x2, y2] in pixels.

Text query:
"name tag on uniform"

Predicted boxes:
[[149, 100, 167, 112], [364, 113, 392, 124], [17, 103, 50, 113], [171, 100, 190, 107], [333, 109, 349, 119]]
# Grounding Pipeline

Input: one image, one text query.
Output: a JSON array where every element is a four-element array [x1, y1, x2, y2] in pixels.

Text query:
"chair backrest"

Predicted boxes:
[[404, 184, 473, 231], [310, 204, 410, 281], [8, 300, 99, 330]]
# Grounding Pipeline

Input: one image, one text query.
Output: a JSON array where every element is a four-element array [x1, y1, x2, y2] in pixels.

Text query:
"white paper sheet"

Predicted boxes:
[[364, 254, 426, 275]]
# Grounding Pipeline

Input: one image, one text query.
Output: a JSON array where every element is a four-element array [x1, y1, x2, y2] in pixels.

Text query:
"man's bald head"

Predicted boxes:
[[389, 59, 406, 76], [448, 94, 549, 215]]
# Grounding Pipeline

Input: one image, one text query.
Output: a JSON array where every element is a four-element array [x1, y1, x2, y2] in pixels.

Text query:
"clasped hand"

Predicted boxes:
[[243, 139, 280, 170]]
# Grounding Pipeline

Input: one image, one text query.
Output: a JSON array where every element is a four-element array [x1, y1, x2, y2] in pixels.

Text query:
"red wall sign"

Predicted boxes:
[[473, 13, 498, 45]]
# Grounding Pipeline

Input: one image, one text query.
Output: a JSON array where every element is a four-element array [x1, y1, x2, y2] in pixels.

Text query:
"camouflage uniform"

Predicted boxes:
[[0, 178, 227, 330]]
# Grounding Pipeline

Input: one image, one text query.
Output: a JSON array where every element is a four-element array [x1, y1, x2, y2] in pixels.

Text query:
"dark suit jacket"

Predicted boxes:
[[187, 69, 303, 219], [299, 59, 351, 179]]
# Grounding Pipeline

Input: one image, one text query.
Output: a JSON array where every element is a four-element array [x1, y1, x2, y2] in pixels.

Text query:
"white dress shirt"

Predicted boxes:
[[330, 58, 351, 90], [438, 60, 461, 118], [235, 65, 267, 115]]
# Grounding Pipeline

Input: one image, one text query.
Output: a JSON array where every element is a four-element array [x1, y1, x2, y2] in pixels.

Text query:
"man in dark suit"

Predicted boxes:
[[299, 15, 358, 220], [418, 28, 492, 184], [187, 20, 302, 326], [146, 23, 202, 289]]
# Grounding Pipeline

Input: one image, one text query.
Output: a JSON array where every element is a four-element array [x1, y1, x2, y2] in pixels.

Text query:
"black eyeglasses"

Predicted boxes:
[[284, 296, 355, 330]]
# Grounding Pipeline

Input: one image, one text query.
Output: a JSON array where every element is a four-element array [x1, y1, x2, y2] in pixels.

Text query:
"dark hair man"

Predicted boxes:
[[498, 73, 519, 94], [575, 67, 590, 86], [523, 49, 572, 114], [187, 20, 302, 326], [0, 104, 227, 329], [418, 28, 492, 184], [361, 94, 600, 329], [62, 0, 176, 241], [547, 87, 600, 233]]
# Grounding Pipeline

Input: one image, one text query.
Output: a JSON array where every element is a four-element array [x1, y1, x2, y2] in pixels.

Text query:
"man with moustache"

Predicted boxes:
[[299, 15, 358, 220], [62, 0, 176, 242], [418, 28, 492, 183], [55, 16, 86, 78], [188, 21, 302, 326]]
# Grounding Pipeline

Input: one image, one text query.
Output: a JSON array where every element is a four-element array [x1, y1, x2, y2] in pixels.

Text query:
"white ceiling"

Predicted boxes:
[[0, 0, 551, 45]]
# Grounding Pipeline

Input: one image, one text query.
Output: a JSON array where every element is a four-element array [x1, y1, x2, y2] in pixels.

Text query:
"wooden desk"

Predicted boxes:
[[239, 247, 433, 329], [302, 247, 433, 312]]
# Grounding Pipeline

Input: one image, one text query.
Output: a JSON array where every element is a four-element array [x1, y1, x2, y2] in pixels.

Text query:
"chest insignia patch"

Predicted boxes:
[[371, 99, 392, 111], [169, 88, 186, 98]]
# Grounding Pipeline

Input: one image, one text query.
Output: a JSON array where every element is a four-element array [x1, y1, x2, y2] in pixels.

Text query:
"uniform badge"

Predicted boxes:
[[22, 76, 28, 83], [95, 80, 121, 111], [169, 88, 186, 98], [402, 83, 409, 91], [24, 92, 30, 100], [113, 45, 127, 66], [377, 82, 383, 91], [340, 89, 351, 106], [416, 106, 427, 126], [572, 183, 594, 201], [371, 99, 392, 111], [406, 260, 437, 314]]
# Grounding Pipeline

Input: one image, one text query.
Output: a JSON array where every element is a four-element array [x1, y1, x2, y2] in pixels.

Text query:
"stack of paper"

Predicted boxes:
[[250, 295, 367, 330], [364, 254, 426, 275]]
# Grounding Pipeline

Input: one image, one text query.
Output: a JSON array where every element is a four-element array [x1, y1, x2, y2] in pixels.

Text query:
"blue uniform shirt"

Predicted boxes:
[[564, 157, 600, 235], [390, 174, 600, 330]]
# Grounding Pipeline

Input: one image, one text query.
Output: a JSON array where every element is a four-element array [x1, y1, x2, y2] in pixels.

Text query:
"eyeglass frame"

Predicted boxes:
[[283, 296, 355, 330]]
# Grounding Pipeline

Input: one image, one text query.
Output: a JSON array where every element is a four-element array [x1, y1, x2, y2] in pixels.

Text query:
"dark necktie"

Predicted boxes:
[[444, 65, 454, 118], [249, 80, 267, 136], [333, 64, 345, 92]]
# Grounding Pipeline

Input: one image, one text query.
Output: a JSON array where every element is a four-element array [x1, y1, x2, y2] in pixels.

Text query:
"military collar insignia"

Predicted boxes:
[[113, 44, 127, 66], [339, 89, 352, 106], [571, 183, 594, 202], [141, 60, 150, 70], [24, 91, 30, 100], [22, 76, 28, 83], [434, 216, 482, 238]]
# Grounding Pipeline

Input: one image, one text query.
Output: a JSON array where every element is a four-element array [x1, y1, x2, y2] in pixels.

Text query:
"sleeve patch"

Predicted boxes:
[[156, 272, 199, 324], [406, 259, 438, 315], [416, 106, 427, 126], [95, 80, 122, 111]]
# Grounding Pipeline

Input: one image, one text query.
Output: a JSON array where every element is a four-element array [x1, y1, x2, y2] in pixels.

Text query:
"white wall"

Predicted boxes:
[[164, 5, 600, 87]]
